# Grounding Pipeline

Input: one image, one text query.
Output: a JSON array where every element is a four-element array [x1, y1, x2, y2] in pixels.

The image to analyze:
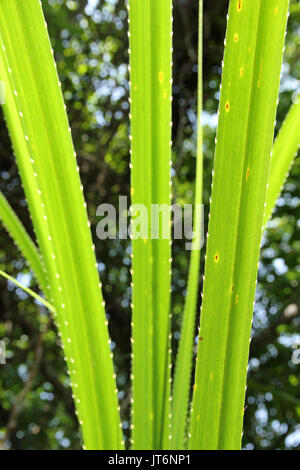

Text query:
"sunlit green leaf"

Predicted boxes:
[[128, 0, 172, 450], [189, 0, 289, 450], [0, 0, 123, 450]]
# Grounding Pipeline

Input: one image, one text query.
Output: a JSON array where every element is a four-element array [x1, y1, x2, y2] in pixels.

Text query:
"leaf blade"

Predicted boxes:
[[128, 0, 172, 450], [172, 0, 203, 450], [264, 95, 300, 226], [0, 191, 47, 293], [189, 0, 289, 450], [0, 0, 123, 450]]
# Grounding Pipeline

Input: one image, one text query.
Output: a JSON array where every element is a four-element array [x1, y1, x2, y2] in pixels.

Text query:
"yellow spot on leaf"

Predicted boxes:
[[246, 168, 250, 181], [274, 6, 278, 15], [234, 33, 239, 43], [158, 71, 164, 83], [210, 372, 214, 381], [143, 238, 147, 244], [235, 294, 239, 304], [163, 89, 167, 100], [240, 66, 244, 78], [237, 0, 242, 11], [225, 101, 230, 112], [248, 47, 251, 53], [130, 187, 134, 195], [193, 384, 197, 391], [134, 84, 138, 91], [214, 253, 220, 263], [231, 285, 234, 293], [196, 414, 200, 421]]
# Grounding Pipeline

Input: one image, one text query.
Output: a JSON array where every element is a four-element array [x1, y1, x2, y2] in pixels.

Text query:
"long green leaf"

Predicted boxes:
[[0, 191, 47, 293], [264, 94, 300, 226], [0, 0, 122, 450], [189, 0, 289, 450], [172, 0, 203, 450], [128, 0, 172, 450]]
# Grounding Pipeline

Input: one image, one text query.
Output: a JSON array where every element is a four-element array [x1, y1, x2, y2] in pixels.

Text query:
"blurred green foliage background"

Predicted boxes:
[[0, 0, 299, 450]]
